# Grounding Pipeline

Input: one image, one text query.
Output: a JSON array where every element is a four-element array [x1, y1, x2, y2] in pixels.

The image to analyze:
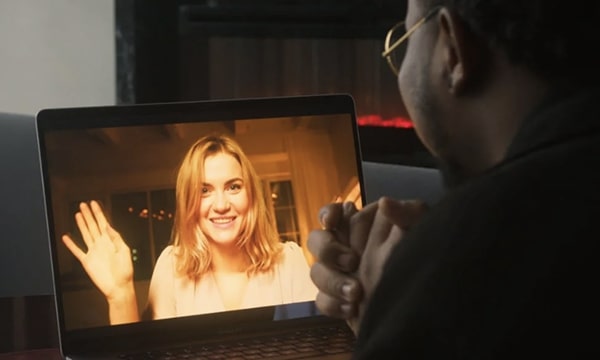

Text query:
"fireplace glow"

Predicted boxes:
[[357, 115, 413, 129]]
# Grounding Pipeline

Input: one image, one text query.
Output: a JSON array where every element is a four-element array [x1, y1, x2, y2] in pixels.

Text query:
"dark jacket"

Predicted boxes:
[[354, 86, 600, 358]]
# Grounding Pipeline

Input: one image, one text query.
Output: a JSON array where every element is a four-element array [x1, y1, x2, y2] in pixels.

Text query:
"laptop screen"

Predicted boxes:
[[37, 95, 364, 354]]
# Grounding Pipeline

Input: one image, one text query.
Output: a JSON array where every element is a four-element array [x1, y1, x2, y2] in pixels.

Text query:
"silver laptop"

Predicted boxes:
[[36, 94, 364, 359]]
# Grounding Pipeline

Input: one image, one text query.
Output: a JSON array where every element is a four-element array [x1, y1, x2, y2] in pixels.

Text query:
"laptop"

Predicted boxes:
[[36, 94, 364, 359]]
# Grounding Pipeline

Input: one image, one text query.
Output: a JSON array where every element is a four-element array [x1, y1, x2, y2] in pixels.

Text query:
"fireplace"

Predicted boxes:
[[116, 0, 434, 166]]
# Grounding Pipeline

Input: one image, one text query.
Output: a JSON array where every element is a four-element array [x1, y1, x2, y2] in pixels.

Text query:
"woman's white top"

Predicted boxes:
[[148, 241, 317, 318]]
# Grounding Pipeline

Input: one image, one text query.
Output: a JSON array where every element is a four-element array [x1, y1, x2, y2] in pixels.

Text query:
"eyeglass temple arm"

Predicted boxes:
[[381, 17, 426, 57], [381, 6, 442, 58]]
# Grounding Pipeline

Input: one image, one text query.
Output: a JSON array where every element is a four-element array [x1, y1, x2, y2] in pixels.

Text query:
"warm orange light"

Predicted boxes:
[[357, 114, 413, 129], [139, 208, 149, 218]]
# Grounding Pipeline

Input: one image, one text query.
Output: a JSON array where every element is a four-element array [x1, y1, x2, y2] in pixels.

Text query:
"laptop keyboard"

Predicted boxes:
[[119, 324, 355, 360]]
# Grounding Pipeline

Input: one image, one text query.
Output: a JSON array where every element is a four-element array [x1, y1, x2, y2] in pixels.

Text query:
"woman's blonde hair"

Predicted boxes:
[[172, 134, 282, 280]]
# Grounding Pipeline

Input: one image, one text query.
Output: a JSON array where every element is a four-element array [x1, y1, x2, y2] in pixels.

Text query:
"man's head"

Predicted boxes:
[[394, 0, 600, 184]]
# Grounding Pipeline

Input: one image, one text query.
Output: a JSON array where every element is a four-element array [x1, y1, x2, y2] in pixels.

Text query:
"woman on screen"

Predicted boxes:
[[63, 134, 317, 325]]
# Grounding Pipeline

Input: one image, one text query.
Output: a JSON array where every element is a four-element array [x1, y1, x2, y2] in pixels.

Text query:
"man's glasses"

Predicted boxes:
[[381, 6, 442, 76]]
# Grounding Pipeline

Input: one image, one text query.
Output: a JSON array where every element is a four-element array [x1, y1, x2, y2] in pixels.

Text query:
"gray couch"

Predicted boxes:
[[1, 112, 54, 298], [362, 161, 443, 206]]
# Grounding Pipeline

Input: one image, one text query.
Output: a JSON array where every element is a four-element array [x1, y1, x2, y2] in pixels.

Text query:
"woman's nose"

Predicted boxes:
[[212, 192, 230, 212]]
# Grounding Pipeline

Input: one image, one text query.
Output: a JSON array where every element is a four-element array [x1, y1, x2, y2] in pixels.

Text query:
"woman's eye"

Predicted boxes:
[[201, 187, 211, 197], [228, 183, 242, 192]]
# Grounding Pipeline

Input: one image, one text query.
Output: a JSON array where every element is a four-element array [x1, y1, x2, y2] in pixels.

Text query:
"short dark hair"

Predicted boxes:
[[424, 0, 600, 81]]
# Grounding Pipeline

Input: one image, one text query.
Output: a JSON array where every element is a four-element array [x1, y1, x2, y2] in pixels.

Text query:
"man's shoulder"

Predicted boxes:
[[443, 132, 600, 214], [400, 133, 600, 261]]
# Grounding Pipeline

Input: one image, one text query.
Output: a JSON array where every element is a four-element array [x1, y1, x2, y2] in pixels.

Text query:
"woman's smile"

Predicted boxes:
[[210, 216, 237, 227]]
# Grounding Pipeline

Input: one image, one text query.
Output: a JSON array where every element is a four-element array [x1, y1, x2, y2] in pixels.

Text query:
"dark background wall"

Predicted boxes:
[[115, 0, 433, 166]]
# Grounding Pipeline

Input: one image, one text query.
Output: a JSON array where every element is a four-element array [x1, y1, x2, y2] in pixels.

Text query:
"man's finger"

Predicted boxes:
[[307, 229, 359, 272], [348, 201, 379, 255], [318, 203, 345, 230], [367, 200, 394, 247], [331, 202, 359, 244], [379, 197, 428, 229], [315, 291, 358, 320], [310, 261, 362, 302], [319, 202, 349, 247], [315, 290, 357, 319]]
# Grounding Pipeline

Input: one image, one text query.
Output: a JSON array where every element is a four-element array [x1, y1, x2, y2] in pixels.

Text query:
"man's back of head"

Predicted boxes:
[[423, 0, 600, 82]]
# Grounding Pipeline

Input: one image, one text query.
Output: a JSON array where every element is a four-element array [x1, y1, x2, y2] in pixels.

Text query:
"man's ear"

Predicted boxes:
[[436, 8, 482, 95]]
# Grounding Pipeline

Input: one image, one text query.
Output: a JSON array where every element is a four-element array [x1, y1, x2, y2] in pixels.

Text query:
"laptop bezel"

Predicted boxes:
[[36, 94, 365, 357]]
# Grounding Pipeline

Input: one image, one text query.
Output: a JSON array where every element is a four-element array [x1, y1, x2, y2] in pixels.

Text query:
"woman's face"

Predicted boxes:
[[198, 152, 250, 246]]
